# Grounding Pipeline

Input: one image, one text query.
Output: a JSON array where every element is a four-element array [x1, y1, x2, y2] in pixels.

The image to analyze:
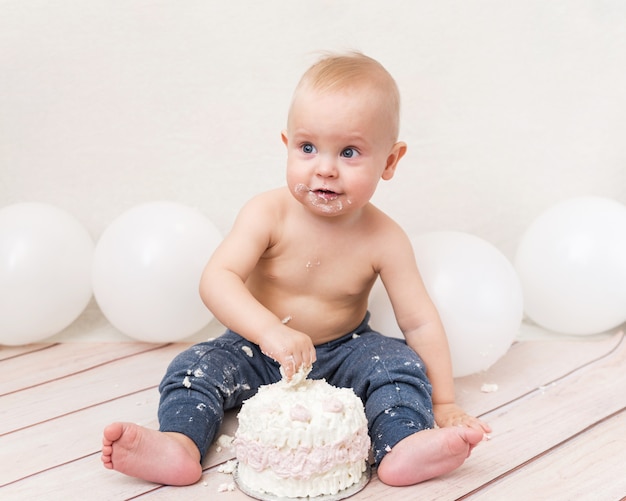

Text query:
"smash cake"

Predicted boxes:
[[233, 367, 371, 499]]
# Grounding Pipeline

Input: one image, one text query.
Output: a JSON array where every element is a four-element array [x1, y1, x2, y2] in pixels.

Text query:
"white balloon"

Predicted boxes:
[[0, 203, 94, 345], [93, 202, 221, 342], [515, 197, 626, 335], [368, 278, 404, 339], [370, 231, 523, 377]]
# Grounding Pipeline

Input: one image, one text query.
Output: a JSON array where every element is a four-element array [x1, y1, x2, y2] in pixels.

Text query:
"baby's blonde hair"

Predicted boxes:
[[291, 51, 401, 141]]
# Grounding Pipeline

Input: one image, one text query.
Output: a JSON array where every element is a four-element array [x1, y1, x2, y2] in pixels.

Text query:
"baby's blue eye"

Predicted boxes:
[[302, 143, 316, 154], [341, 148, 358, 158]]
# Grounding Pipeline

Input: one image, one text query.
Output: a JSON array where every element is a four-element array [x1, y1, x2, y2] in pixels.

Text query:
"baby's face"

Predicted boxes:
[[283, 86, 399, 217]]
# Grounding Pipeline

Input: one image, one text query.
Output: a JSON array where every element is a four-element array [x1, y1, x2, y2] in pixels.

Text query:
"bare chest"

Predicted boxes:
[[254, 228, 378, 298]]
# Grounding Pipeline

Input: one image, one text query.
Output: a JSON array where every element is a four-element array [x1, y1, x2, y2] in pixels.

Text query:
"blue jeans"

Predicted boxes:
[[158, 312, 434, 464]]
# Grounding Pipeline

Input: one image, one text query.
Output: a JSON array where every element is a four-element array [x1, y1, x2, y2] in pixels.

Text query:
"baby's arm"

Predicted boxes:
[[199, 193, 316, 377], [378, 227, 491, 435]]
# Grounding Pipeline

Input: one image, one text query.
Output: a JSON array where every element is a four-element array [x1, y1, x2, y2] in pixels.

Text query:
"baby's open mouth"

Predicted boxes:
[[313, 189, 339, 201], [294, 184, 344, 213]]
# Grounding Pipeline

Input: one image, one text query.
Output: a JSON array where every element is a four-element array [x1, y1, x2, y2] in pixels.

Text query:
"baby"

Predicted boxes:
[[102, 51, 491, 487]]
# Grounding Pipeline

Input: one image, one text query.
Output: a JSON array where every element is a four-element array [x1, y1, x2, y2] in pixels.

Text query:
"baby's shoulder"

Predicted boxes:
[[240, 187, 291, 216], [362, 203, 406, 237]]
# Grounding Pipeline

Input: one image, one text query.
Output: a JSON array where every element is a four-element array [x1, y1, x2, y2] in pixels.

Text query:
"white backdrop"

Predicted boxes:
[[1, 0, 625, 341]]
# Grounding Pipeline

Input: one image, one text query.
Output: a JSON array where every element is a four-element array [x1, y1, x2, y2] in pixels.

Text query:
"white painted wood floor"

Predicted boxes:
[[1, 327, 625, 501]]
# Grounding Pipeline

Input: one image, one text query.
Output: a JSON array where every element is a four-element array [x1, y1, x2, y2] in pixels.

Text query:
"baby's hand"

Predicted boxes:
[[433, 403, 492, 436], [259, 326, 316, 381]]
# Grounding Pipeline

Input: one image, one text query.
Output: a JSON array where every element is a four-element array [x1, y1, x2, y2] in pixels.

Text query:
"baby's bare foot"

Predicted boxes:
[[101, 422, 202, 486], [377, 426, 485, 486]]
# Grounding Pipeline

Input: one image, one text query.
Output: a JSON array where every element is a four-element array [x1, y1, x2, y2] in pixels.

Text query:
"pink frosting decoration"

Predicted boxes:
[[235, 427, 370, 479], [322, 397, 344, 413], [290, 404, 312, 422]]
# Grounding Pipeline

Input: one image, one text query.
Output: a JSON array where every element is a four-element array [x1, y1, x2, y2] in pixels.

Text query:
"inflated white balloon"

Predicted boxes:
[[370, 231, 523, 377], [0, 203, 94, 345], [93, 202, 222, 342], [515, 197, 626, 335]]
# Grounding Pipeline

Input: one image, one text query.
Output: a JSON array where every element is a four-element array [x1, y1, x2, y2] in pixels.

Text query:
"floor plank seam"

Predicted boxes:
[[124, 484, 166, 499], [0, 386, 159, 437], [0, 343, 171, 398], [0, 343, 59, 362], [477, 331, 625, 420], [456, 406, 626, 500], [0, 451, 98, 488]]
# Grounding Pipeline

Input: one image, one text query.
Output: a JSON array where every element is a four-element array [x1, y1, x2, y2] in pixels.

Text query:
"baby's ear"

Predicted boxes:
[[281, 130, 289, 147], [381, 141, 407, 180]]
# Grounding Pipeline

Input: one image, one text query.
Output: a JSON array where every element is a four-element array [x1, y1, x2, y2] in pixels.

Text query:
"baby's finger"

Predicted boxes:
[[300, 347, 316, 368], [463, 417, 491, 435], [283, 353, 299, 380], [309, 346, 317, 366], [477, 419, 492, 434]]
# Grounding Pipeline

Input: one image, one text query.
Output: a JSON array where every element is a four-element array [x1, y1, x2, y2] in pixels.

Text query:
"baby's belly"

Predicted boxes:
[[264, 296, 369, 345]]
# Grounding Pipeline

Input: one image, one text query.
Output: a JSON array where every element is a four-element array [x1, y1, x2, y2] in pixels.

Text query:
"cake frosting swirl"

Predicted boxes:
[[234, 367, 370, 498]]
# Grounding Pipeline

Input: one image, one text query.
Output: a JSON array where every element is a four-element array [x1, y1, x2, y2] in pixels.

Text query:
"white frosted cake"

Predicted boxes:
[[234, 368, 370, 498]]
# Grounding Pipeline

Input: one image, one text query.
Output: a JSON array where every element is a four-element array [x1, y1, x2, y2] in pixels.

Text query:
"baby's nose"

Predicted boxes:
[[315, 156, 337, 177]]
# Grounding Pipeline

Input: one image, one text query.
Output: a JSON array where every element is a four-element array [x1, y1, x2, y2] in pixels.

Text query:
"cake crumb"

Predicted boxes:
[[216, 434, 234, 449], [182, 369, 193, 388], [241, 345, 254, 357], [217, 459, 237, 474], [217, 482, 236, 492], [480, 383, 498, 393]]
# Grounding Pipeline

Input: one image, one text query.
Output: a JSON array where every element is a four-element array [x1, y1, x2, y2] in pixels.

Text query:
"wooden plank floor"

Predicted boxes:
[[1, 326, 625, 501]]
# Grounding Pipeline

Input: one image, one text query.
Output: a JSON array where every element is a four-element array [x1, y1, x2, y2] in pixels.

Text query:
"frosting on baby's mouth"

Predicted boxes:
[[294, 183, 345, 214]]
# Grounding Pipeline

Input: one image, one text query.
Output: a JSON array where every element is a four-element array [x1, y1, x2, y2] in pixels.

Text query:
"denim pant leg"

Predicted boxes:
[[311, 316, 435, 464], [158, 331, 281, 461]]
